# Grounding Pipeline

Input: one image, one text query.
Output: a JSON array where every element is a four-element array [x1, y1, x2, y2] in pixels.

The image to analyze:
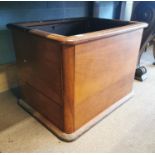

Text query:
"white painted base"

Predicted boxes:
[[18, 91, 134, 142]]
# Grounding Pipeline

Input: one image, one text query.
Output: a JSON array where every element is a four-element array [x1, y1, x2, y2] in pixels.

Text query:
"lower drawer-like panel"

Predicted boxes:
[[21, 84, 64, 130], [18, 90, 133, 141]]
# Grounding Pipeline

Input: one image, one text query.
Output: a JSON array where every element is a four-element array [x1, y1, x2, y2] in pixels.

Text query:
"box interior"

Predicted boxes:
[[27, 18, 132, 36]]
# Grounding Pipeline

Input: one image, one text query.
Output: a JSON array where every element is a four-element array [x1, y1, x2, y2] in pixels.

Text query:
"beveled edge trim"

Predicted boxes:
[[29, 22, 148, 45], [18, 90, 134, 142], [7, 17, 148, 45], [64, 23, 147, 45]]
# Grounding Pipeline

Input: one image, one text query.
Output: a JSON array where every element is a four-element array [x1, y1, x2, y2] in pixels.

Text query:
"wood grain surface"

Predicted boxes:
[[74, 29, 143, 129], [8, 17, 146, 134]]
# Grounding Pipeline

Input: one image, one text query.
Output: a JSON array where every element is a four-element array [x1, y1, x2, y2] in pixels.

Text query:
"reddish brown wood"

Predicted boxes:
[[74, 30, 143, 129], [8, 17, 147, 135], [62, 45, 75, 133], [12, 30, 63, 105], [21, 83, 64, 130]]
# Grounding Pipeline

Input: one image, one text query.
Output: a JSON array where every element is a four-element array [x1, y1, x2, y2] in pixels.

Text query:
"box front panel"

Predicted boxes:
[[74, 29, 143, 129]]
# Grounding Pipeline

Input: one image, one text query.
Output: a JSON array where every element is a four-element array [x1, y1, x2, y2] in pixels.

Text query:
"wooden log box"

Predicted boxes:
[[7, 17, 147, 141]]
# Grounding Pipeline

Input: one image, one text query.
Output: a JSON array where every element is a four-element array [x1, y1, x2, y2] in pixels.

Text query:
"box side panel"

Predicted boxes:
[[11, 30, 64, 130], [74, 29, 143, 129], [12, 30, 63, 105]]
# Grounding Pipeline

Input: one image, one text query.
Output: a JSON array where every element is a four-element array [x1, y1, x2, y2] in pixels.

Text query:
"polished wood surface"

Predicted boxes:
[[21, 83, 64, 130], [12, 30, 63, 105], [8, 17, 146, 135], [62, 45, 75, 133], [74, 30, 142, 129], [18, 91, 134, 141]]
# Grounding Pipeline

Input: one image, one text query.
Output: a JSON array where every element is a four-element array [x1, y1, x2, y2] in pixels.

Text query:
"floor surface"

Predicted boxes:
[[0, 48, 155, 153]]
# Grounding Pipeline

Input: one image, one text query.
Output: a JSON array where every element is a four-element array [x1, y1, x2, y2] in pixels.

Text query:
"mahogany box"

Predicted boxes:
[[7, 17, 147, 141]]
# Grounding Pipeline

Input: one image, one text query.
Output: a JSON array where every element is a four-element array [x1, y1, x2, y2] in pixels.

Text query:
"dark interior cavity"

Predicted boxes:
[[29, 18, 132, 36]]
